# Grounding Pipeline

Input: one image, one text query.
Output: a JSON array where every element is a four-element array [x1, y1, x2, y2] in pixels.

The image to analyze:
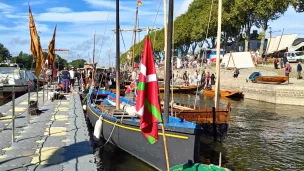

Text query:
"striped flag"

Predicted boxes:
[[137, 0, 142, 6], [136, 36, 162, 144]]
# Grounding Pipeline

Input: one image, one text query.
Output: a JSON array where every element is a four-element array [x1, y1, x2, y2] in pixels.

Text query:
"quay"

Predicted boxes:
[[0, 88, 96, 171]]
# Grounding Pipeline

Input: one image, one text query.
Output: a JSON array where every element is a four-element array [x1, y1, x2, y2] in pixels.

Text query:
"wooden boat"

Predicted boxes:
[[170, 162, 231, 171], [204, 89, 243, 99], [159, 84, 204, 94], [255, 76, 288, 84], [86, 89, 201, 171]]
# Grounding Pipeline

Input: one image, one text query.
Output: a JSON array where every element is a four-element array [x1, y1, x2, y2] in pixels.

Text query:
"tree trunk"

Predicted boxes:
[[244, 24, 251, 52], [259, 28, 266, 58]]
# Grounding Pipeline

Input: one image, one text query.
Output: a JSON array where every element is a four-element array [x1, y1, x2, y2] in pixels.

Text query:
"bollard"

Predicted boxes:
[[43, 80, 45, 104], [12, 86, 15, 143], [27, 84, 30, 123], [212, 107, 217, 141], [36, 81, 39, 107]]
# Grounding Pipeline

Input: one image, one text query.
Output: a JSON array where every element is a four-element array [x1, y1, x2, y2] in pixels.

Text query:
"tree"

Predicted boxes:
[[292, 0, 304, 12], [255, 0, 289, 55], [0, 43, 11, 62], [69, 59, 86, 68]]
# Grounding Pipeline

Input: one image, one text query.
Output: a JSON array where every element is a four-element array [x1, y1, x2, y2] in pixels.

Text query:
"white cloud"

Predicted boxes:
[[36, 11, 113, 22], [174, 0, 193, 17], [24, 0, 48, 6], [46, 7, 72, 13], [0, 2, 14, 14]]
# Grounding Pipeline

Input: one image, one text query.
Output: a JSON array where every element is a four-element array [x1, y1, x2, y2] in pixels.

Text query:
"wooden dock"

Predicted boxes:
[[0, 89, 96, 170]]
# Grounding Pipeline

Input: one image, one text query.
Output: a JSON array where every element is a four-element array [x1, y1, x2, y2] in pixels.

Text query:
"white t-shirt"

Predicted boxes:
[[69, 70, 75, 79], [131, 71, 137, 80]]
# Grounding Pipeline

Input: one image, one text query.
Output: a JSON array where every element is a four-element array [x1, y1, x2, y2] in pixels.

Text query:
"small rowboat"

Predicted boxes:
[[204, 89, 243, 99], [159, 84, 204, 94], [170, 162, 231, 171], [255, 76, 288, 84]]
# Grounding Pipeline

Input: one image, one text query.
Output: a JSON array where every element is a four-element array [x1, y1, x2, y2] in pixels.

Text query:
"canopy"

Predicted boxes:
[[221, 52, 255, 69]]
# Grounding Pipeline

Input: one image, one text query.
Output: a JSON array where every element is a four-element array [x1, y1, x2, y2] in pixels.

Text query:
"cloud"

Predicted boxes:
[[46, 7, 72, 13], [9, 37, 29, 46], [24, 0, 48, 6], [174, 0, 193, 17], [0, 2, 15, 14]]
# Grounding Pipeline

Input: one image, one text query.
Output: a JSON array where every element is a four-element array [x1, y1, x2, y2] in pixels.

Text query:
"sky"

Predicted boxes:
[[0, 0, 303, 66]]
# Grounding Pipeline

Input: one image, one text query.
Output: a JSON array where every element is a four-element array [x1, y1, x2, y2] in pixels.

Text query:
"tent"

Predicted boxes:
[[266, 34, 297, 54], [220, 52, 255, 69]]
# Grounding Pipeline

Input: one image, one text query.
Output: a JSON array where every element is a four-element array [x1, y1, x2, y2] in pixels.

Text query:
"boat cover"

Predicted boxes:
[[249, 72, 261, 82]]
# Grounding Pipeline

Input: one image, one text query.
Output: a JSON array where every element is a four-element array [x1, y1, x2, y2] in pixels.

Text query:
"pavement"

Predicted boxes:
[[0, 89, 96, 171]]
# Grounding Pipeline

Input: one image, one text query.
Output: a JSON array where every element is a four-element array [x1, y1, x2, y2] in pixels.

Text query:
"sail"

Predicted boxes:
[[29, 4, 45, 76], [136, 36, 162, 144]]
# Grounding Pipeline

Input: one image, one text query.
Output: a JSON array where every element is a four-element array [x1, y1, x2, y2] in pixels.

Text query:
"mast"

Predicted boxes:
[[163, 0, 173, 123], [215, 0, 222, 108], [132, 5, 139, 71], [163, 0, 167, 89], [115, 0, 120, 110], [93, 32, 96, 64]]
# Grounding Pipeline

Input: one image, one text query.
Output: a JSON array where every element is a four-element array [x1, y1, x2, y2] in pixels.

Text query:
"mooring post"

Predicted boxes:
[[43, 80, 45, 104], [212, 107, 217, 141], [27, 83, 30, 123], [36, 81, 39, 107], [12, 86, 15, 143]]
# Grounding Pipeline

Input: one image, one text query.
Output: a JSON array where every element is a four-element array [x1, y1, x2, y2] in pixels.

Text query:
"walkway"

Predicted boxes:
[[0, 90, 96, 170]]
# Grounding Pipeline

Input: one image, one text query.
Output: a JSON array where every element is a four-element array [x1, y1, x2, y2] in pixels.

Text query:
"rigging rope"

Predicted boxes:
[[152, 0, 163, 48], [194, 0, 214, 109]]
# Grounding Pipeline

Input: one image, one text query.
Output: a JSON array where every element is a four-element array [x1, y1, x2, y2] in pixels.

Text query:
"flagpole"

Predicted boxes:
[[163, 0, 167, 92], [132, 5, 139, 71], [160, 123, 170, 171], [215, 0, 222, 109]]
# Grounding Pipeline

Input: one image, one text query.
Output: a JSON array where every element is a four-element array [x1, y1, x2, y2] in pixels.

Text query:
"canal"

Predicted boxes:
[[100, 94, 304, 171]]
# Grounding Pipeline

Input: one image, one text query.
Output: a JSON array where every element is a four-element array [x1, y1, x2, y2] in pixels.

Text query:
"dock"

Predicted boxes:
[[0, 89, 96, 171]]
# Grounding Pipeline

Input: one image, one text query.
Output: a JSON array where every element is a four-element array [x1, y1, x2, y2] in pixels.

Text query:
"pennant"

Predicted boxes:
[[137, 0, 142, 6]]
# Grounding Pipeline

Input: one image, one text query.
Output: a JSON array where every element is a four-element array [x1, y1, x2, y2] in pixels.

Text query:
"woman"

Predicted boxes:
[[233, 67, 239, 80]]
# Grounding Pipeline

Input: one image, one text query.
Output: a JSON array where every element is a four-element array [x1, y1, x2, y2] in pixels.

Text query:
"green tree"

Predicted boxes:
[[255, 0, 289, 55], [69, 59, 86, 68], [292, 0, 304, 12], [0, 43, 11, 62]]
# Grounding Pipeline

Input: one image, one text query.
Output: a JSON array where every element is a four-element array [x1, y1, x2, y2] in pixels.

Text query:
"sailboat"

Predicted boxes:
[[85, 1, 201, 171]]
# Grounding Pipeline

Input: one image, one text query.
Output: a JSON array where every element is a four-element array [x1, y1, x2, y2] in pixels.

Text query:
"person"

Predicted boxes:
[[297, 61, 302, 79], [76, 69, 81, 86], [280, 58, 284, 68], [201, 71, 206, 85], [283, 55, 288, 67], [182, 71, 188, 86], [206, 72, 210, 88], [274, 58, 279, 69], [211, 73, 215, 85], [61, 67, 70, 93], [233, 67, 239, 79], [285, 62, 291, 77], [69, 67, 75, 91]]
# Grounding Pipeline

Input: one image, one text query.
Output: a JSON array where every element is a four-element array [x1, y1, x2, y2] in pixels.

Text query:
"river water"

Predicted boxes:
[[100, 93, 304, 171]]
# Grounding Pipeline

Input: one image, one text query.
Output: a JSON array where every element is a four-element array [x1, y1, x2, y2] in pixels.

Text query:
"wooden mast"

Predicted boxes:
[[215, 0, 222, 108], [132, 5, 139, 71], [163, 0, 173, 123], [93, 32, 96, 64], [115, 0, 120, 110], [163, 0, 167, 89]]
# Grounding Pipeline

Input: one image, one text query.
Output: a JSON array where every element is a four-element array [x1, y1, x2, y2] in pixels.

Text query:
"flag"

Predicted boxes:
[[126, 80, 136, 93], [29, 4, 44, 76], [137, 0, 142, 6], [136, 36, 162, 144], [48, 25, 57, 68]]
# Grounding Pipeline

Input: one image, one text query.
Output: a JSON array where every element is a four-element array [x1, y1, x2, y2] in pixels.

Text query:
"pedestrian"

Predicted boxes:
[[201, 71, 206, 85], [297, 61, 302, 79], [61, 67, 70, 93], [280, 58, 284, 68], [233, 67, 239, 80], [211, 73, 215, 85], [69, 67, 75, 91], [76, 69, 81, 86], [182, 71, 188, 86], [206, 72, 210, 88], [285, 62, 292, 84], [283, 55, 288, 67], [274, 58, 279, 69]]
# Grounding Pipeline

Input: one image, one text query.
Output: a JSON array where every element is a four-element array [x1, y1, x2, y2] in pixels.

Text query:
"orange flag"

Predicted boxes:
[[29, 4, 44, 76], [137, 0, 142, 6], [48, 25, 57, 66]]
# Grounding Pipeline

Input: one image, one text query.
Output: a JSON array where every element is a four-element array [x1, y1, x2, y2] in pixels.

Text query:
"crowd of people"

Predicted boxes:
[[55, 67, 85, 93]]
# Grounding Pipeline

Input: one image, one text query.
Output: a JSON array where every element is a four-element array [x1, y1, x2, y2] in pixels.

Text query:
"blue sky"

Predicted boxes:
[[0, 0, 303, 66]]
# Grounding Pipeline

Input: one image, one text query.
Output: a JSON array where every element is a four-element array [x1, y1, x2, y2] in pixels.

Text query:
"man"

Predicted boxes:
[[69, 67, 75, 91], [297, 61, 302, 79], [61, 67, 70, 93]]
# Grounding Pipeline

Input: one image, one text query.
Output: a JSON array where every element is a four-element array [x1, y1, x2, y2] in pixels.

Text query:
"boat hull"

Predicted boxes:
[[204, 89, 243, 99], [159, 85, 204, 94], [255, 76, 288, 84], [0, 85, 32, 94], [87, 104, 200, 171]]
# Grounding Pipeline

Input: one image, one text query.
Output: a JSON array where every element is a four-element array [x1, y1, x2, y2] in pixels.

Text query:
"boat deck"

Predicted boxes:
[[0, 89, 96, 170]]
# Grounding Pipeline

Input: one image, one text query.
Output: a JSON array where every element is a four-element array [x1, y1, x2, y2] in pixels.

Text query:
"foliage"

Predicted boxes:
[[0, 43, 12, 62], [69, 59, 86, 68], [11, 51, 35, 69], [292, 0, 304, 12]]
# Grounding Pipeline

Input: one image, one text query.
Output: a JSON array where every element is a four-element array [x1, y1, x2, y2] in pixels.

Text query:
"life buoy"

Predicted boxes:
[[82, 105, 87, 111], [93, 116, 103, 140]]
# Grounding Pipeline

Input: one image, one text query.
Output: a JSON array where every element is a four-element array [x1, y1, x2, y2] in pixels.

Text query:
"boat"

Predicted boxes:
[[170, 161, 230, 171], [249, 72, 288, 84], [159, 84, 204, 94], [0, 63, 35, 96], [255, 76, 288, 84], [86, 89, 201, 170], [203, 89, 243, 99]]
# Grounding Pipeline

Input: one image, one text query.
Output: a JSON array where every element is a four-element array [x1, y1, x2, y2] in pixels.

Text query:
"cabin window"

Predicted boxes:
[[292, 53, 295, 57]]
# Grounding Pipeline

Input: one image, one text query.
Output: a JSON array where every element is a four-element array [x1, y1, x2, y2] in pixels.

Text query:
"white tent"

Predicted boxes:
[[221, 52, 255, 69], [266, 34, 297, 53]]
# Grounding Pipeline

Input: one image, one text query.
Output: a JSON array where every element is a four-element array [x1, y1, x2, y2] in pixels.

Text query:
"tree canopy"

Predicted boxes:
[[120, 0, 297, 64], [0, 43, 12, 62], [69, 59, 86, 68]]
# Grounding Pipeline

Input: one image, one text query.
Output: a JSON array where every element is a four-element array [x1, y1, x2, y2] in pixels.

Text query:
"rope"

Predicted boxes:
[[152, 0, 163, 48], [194, 0, 214, 109]]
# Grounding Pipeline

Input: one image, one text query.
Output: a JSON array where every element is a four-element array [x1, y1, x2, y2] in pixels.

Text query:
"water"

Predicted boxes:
[[100, 93, 304, 171]]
